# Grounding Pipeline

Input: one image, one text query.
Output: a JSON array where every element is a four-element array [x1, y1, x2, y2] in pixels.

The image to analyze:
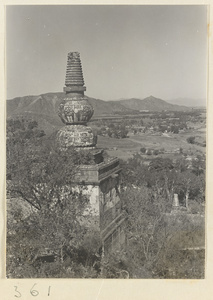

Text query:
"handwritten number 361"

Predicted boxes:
[[14, 284, 50, 297]]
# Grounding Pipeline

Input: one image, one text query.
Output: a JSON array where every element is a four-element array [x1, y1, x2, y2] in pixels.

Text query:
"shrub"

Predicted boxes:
[[140, 147, 146, 154], [153, 150, 159, 156], [146, 149, 152, 156], [187, 136, 195, 144]]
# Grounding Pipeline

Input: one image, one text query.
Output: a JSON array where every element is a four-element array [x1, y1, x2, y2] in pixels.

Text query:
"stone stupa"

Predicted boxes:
[[56, 52, 126, 254], [56, 52, 97, 150]]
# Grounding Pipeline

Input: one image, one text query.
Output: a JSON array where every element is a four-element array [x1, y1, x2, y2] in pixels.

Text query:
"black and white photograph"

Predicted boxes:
[[6, 5, 207, 279]]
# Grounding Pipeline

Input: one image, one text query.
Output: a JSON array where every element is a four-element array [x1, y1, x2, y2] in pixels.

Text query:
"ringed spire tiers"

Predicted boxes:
[[64, 52, 86, 93], [57, 52, 97, 149]]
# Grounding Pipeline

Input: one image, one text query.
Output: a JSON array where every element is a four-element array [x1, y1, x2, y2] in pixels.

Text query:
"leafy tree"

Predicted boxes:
[[120, 154, 149, 188], [174, 157, 188, 173], [153, 215, 205, 279], [187, 136, 196, 144], [7, 118, 101, 278], [7, 118, 46, 180], [119, 185, 178, 276], [105, 123, 129, 139], [119, 172, 205, 278], [191, 156, 205, 176], [146, 149, 152, 156], [140, 147, 146, 154], [171, 125, 179, 134], [119, 125, 128, 138], [149, 157, 174, 172], [153, 149, 159, 156]]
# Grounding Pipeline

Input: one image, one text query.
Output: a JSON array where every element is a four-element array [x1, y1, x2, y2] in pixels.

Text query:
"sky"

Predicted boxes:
[[6, 5, 207, 101]]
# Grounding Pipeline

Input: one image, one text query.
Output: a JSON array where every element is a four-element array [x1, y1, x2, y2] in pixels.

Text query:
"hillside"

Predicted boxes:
[[7, 93, 65, 134], [87, 97, 133, 115], [167, 97, 206, 107], [119, 96, 190, 111], [7, 93, 191, 134], [7, 93, 133, 118], [7, 93, 133, 134]]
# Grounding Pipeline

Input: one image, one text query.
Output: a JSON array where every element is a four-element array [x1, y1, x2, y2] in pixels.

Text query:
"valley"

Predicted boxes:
[[7, 92, 206, 162]]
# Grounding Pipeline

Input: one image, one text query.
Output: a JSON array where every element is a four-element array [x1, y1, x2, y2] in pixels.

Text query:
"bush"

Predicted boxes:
[[153, 150, 159, 156], [187, 136, 195, 144], [188, 200, 204, 214], [146, 149, 152, 156], [140, 147, 146, 154]]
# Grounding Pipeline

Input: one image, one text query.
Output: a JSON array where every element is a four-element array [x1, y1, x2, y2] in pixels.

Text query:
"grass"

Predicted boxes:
[[93, 111, 206, 160], [97, 128, 206, 161], [97, 135, 139, 149], [97, 135, 141, 160]]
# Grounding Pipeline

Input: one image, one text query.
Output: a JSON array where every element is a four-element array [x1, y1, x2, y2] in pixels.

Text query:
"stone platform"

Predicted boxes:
[[73, 156, 126, 254]]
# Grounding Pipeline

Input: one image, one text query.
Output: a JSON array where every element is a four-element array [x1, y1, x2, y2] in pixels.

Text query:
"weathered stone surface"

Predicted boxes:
[[58, 97, 94, 125], [74, 157, 121, 184], [65, 52, 85, 87], [55, 51, 125, 254], [56, 125, 97, 149], [57, 51, 97, 148], [63, 86, 86, 93], [173, 193, 179, 207]]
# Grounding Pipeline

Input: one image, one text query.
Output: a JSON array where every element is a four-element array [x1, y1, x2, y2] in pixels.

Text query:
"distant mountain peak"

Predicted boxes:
[[119, 96, 190, 111], [144, 95, 162, 100], [7, 92, 191, 127]]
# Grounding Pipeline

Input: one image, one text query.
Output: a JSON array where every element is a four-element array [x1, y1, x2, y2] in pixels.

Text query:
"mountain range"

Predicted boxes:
[[166, 97, 206, 107], [7, 93, 191, 134], [117, 96, 190, 111]]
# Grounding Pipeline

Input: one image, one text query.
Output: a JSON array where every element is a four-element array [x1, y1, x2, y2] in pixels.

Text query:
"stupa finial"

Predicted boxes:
[[63, 51, 86, 94]]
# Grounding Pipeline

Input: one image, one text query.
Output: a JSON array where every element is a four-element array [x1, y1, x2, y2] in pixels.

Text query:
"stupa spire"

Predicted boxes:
[[65, 52, 85, 87]]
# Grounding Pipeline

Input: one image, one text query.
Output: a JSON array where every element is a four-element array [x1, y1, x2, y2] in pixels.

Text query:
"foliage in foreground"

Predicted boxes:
[[7, 118, 101, 278], [6, 118, 205, 278]]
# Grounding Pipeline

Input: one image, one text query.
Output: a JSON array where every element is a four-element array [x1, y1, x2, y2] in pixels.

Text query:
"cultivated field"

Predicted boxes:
[[96, 126, 206, 161]]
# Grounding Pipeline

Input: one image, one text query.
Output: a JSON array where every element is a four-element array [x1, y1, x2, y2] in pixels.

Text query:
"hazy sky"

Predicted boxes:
[[6, 5, 207, 101]]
